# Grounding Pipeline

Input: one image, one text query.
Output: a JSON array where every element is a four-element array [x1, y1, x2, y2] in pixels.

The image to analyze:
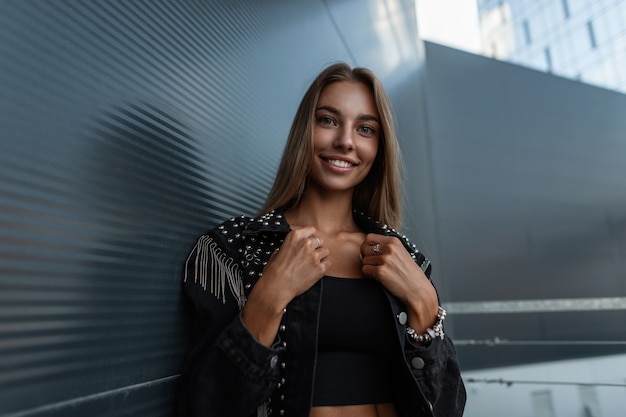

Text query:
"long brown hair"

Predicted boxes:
[[259, 63, 403, 229]]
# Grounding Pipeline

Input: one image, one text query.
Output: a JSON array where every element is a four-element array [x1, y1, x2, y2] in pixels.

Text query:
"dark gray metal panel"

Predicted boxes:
[[0, 0, 425, 415], [422, 41, 626, 370], [1, 1, 273, 413]]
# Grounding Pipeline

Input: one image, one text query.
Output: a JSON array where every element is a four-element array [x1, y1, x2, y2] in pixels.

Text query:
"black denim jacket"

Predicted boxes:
[[177, 209, 466, 417]]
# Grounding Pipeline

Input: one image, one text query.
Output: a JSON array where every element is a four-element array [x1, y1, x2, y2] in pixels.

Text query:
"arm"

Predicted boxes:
[[360, 234, 466, 416], [403, 336, 466, 416], [241, 227, 329, 347], [177, 232, 284, 417], [178, 225, 330, 417]]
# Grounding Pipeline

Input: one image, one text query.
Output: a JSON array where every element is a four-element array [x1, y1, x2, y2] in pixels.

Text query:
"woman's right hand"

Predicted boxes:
[[241, 227, 330, 346], [264, 226, 330, 300]]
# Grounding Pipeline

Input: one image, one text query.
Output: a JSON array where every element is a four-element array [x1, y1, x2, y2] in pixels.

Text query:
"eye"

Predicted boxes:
[[358, 125, 376, 135], [318, 116, 336, 126]]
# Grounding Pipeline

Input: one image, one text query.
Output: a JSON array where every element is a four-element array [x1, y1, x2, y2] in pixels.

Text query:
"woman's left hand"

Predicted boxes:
[[360, 234, 439, 333]]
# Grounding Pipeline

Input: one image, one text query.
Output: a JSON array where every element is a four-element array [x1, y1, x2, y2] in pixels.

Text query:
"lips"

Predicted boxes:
[[322, 157, 358, 168], [326, 159, 352, 168]]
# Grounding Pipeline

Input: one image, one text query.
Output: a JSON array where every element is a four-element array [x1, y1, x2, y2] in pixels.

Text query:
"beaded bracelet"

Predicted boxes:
[[406, 306, 446, 345]]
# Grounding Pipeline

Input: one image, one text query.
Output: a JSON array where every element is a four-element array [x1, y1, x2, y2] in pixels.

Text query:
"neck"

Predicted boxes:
[[286, 188, 358, 233]]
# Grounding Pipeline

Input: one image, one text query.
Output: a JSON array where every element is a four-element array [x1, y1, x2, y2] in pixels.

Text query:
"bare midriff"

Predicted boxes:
[[310, 403, 399, 417]]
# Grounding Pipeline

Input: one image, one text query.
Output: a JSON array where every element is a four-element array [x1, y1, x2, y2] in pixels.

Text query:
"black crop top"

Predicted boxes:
[[311, 276, 399, 406]]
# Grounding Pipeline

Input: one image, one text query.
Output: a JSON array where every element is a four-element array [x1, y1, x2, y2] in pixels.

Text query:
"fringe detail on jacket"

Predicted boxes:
[[184, 235, 245, 309], [257, 402, 268, 417]]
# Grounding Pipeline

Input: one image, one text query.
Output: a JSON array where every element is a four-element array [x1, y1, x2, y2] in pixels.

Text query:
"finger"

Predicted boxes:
[[363, 233, 389, 246], [361, 253, 384, 266], [360, 240, 383, 258], [360, 233, 386, 257], [288, 227, 319, 249], [291, 226, 318, 239], [309, 235, 323, 249], [317, 247, 330, 262], [361, 263, 379, 279]]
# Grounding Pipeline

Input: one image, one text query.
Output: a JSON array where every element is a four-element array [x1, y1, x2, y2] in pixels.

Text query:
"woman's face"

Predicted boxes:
[[309, 81, 380, 194]]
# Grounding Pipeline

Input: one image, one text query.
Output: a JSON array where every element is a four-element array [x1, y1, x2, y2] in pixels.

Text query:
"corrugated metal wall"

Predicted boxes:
[[0, 1, 427, 415]]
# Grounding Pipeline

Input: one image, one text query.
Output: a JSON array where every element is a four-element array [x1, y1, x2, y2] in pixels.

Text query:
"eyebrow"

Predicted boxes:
[[316, 105, 380, 124]]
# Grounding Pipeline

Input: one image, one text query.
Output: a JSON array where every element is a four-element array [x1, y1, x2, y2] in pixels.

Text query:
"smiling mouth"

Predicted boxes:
[[325, 158, 356, 168]]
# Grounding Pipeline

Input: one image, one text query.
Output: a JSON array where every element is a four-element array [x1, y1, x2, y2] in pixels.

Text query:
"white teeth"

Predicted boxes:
[[327, 159, 352, 168]]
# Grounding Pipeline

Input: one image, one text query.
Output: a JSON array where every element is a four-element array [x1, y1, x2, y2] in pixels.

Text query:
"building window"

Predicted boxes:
[[523, 19, 532, 44], [561, 0, 570, 19], [587, 20, 597, 49], [578, 386, 601, 417], [544, 47, 553, 72], [532, 390, 556, 417]]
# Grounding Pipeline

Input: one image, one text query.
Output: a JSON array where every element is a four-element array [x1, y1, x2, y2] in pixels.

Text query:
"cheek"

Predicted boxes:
[[364, 140, 379, 163], [312, 127, 330, 151]]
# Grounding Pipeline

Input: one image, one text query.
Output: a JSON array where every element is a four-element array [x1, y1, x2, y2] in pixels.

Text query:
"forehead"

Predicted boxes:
[[317, 81, 378, 118]]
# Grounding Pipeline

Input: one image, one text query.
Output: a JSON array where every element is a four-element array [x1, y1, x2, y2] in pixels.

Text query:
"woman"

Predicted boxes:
[[178, 63, 466, 417]]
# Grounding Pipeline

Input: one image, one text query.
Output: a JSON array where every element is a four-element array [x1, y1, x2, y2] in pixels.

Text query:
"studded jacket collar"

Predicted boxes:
[[177, 208, 465, 417]]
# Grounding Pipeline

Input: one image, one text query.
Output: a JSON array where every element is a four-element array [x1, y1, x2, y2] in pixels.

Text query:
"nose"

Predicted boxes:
[[333, 126, 354, 150]]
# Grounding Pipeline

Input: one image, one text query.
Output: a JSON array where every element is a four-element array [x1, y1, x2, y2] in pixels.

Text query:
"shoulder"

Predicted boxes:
[[210, 214, 255, 244], [184, 210, 290, 308], [196, 209, 290, 255], [183, 215, 253, 309], [212, 210, 290, 237]]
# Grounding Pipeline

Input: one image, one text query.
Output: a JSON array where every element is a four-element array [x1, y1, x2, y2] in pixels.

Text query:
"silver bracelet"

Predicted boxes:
[[406, 306, 446, 344]]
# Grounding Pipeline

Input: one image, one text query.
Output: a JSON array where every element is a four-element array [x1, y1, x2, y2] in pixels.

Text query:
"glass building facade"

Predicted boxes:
[[477, 0, 626, 93]]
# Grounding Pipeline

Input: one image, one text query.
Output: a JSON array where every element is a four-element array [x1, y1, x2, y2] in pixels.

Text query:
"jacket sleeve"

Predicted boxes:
[[403, 337, 466, 416], [403, 248, 467, 416], [177, 229, 285, 417]]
